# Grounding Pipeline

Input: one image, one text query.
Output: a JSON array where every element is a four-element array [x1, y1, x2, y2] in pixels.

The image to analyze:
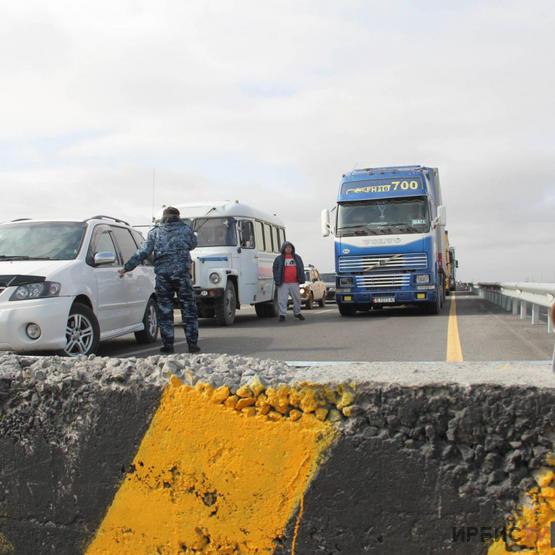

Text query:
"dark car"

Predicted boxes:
[[320, 272, 336, 301]]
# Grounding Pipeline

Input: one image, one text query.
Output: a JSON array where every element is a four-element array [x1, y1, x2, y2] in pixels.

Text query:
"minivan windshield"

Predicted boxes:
[[337, 197, 430, 236], [0, 222, 86, 260]]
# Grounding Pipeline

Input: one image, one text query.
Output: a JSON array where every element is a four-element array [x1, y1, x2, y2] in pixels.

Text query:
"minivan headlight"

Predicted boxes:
[[209, 272, 221, 284], [10, 282, 61, 301]]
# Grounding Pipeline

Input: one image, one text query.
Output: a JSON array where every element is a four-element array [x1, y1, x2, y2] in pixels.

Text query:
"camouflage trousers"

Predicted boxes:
[[156, 272, 198, 346]]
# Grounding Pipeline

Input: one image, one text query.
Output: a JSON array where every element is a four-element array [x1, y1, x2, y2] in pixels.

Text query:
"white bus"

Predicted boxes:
[[154, 201, 286, 325]]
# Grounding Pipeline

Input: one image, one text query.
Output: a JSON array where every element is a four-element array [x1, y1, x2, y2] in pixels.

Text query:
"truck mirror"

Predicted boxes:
[[456, 260, 459, 268], [321, 209, 331, 237], [437, 205, 447, 227]]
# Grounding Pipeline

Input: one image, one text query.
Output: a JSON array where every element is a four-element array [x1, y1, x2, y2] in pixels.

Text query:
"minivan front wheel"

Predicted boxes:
[[62, 303, 100, 357]]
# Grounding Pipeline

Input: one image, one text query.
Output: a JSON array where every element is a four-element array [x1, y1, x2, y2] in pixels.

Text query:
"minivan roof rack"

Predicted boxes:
[[85, 215, 130, 226]]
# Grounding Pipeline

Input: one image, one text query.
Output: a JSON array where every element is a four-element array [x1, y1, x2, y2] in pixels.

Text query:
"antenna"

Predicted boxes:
[[151, 169, 156, 223]]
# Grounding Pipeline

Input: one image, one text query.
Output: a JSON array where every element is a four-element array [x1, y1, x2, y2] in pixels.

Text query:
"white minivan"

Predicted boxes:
[[0, 216, 158, 356], [153, 201, 286, 325]]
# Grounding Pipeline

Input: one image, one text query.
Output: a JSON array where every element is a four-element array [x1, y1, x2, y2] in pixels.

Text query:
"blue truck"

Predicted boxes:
[[321, 165, 447, 316]]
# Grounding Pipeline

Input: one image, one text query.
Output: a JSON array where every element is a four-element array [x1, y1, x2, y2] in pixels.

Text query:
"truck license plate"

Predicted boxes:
[[373, 296, 395, 303]]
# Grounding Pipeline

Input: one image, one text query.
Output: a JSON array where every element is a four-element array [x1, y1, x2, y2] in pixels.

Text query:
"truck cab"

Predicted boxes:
[[322, 165, 447, 316]]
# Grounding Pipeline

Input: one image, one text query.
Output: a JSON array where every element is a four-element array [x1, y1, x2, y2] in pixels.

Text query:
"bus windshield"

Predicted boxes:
[[187, 217, 238, 247], [337, 197, 430, 236]]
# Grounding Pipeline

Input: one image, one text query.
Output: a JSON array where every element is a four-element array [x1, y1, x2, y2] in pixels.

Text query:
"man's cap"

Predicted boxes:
[[162, 206, 180, 218]]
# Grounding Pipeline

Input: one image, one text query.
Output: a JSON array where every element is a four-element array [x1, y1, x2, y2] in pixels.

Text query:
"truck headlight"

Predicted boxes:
[[416, 274, 430, 284], [339, 277, 353, 287], [209, 272, 221, 284], [10, 282, 61, 301]]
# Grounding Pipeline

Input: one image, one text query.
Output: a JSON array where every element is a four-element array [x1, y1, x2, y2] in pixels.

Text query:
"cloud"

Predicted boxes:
[[0, 0, 554, 280]]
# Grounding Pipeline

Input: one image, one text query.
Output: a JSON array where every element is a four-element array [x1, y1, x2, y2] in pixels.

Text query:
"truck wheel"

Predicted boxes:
[[424, 286, 441, 315], [215, 282, 237, 326], [60, 303, 100, 357], [338, 303, 356, 316], [134, 297, 158, 344], [305, 293, 314, 310]]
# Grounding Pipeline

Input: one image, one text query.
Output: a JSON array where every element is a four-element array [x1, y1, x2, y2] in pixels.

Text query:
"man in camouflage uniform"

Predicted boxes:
[[118, 206, 200, 354]]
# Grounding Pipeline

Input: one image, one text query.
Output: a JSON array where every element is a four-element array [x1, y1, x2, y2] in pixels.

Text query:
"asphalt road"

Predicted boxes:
[[98, 293, 555, 362]]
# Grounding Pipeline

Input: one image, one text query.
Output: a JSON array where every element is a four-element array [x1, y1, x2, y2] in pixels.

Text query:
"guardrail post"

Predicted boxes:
[[512, 299, 519, 316], [531, 304, 539, 325], [519, 301, 527, 320], [551, 304, 555, 371]]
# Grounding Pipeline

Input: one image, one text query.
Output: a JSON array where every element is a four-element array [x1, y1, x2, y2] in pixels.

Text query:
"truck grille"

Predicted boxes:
[[356, 273, 411, 288], [339, 253, 427, 272]]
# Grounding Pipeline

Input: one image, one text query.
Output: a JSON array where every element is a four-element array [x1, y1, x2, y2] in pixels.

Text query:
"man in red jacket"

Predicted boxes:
[[272, 241, 305, 322]]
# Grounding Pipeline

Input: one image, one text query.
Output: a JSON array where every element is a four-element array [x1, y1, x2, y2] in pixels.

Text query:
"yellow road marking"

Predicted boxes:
[[447, 293, 463, 362], [86, 377, 335, 555]]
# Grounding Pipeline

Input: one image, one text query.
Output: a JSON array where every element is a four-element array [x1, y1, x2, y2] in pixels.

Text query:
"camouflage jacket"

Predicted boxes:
[[124, 221, 197, 275]]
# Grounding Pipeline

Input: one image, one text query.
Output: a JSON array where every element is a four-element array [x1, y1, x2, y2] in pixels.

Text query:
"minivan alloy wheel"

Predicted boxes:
[[65, 313, 95, 356]]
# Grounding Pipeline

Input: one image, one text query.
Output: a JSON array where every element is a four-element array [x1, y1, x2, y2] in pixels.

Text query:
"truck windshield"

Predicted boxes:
[[189, 217, 237, 247], [337, 198, 429, 236], [0, 222, 86, 260]]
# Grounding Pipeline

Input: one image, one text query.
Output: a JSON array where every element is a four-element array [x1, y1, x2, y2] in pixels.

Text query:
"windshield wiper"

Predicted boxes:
[[381, 223, 419, 233], [0, 255, 58, 260], [338, 225, 378, 235]]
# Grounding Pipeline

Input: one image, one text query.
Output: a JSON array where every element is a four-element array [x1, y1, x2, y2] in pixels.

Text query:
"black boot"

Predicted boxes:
[[160, 345, 174, 354], [188, 343, 201, 354]]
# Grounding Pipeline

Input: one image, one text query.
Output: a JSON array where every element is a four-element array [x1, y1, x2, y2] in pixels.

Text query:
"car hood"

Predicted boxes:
[[0, 259, 77, 281]]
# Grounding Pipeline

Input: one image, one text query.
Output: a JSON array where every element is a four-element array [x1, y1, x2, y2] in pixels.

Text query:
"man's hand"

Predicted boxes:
[[117, 269, 126, 278]]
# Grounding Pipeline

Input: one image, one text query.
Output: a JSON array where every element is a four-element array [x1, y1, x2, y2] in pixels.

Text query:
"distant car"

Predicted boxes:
[[299, 266, 326, 309], [320, 272, 336, 301], [0, 216, 158, 357]]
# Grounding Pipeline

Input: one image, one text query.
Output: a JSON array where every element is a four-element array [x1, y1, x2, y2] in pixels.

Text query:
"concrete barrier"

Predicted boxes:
[[0, 354, 554, 554]]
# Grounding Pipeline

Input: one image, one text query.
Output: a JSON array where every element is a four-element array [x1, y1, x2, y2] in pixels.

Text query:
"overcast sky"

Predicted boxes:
[[1, 1, 554, 282]]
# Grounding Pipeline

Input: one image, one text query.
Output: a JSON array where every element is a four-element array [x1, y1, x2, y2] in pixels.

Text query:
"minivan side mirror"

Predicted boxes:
[[94, 251, 116, 265]]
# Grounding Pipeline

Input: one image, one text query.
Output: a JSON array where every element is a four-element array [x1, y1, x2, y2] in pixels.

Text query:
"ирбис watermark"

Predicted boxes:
[[452, 522, 555, 547]]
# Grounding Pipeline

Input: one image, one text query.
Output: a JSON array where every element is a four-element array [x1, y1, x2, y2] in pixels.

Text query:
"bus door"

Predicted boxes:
[[237, 219, 258, 303]]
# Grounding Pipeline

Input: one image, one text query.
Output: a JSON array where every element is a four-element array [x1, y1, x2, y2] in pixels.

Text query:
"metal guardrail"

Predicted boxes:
[[475, 282, 555, 371]]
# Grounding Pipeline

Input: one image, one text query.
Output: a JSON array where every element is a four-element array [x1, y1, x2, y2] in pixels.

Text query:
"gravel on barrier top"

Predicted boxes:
[[0, 353, 554, 391]]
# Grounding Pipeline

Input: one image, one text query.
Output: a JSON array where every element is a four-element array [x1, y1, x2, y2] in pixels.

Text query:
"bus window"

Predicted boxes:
[[254, 221, 264, 251], [263, 223, 273, 252], [277, 228, 285, 250], [271, 226, 279, 253], [239, 220, 255, 249]]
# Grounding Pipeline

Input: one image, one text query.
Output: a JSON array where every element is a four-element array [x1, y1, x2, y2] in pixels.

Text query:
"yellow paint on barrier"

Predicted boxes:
[[0, 533, 14, 555], [488, 463, 555, 555], [86, 377, 336, 554], [446, 294, 463, 362]]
